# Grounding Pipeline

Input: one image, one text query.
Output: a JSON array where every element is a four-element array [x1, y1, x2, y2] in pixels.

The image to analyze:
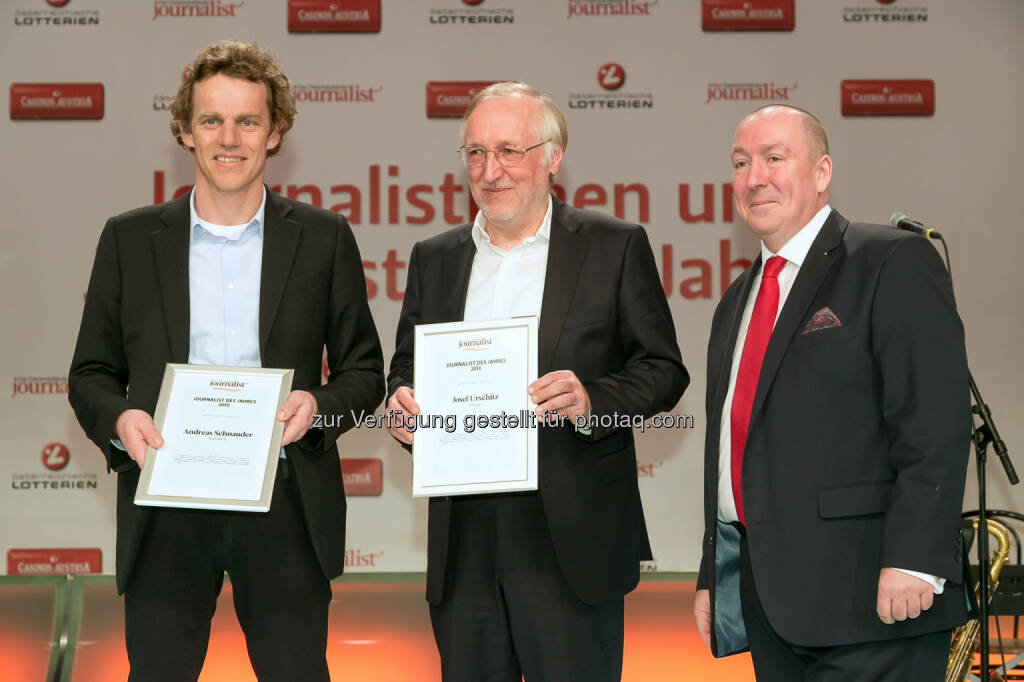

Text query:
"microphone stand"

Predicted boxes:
[[932, 232, 1019, 681], [969, 369, 1017, 682]]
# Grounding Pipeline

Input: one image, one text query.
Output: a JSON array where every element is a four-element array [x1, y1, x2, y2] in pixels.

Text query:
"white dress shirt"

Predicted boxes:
[[716, 205, 943, 593], [463, 196, 551, 322]]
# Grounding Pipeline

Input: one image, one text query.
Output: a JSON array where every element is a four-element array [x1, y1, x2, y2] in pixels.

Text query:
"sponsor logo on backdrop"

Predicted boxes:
[[428, 0, 513, 25], [843, 0, 927, 23], [345, 549, 384, 567], [10, 376, 69, 399], [10, 83, 103, 119], [7, 548, 102, 575], [41, 442, 70, 471], [705, 81, 796, 104], [702, 0, 794, 31], [569, 63, 653, 110], [340, 458, 383, 495], [841, 79, 934, 116], [291, 84, 382, 103], [597, 63, 626, 91], [10, 442, 98, 491], [287, 0, 380, 32], [426, 81, 497, 118], [567, 0, 658, 19], [13, 0, 99, 26], [152, 0, 244, 20]]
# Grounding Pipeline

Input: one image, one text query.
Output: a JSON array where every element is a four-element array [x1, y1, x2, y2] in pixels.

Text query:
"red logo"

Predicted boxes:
[[841, 79, 934, 116], [597, 63, 626, 91], [46, 0, 71, 6], [340, 458, 383, 495], [702, 0, 794, 31], [462, 0, 484, 4], [426, 81, 498, 118], [41, 443, 70, 471], [7, 549, 101, 575], [876, 0, 897, 4], [10, 83, 104, 120], [287, 0, 381, 32]]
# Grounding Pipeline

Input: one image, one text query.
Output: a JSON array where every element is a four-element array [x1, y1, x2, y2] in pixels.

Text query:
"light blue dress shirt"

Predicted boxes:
[[187, 188, 264, 368]]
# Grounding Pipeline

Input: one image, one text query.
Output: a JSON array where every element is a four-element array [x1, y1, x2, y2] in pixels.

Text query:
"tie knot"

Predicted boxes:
[[762, 256, 786, 280]]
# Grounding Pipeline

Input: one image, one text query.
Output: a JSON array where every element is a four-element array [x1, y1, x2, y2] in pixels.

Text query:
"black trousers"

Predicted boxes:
[[738, 533, 951, 682], [124, 461, 331, 682], [430, 493, 624, 682]]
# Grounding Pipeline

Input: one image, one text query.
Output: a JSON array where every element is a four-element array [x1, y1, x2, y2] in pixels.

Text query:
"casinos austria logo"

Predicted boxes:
[[13, 0, 99, 27], [567, 0, 658, 19], [152, 0, 244, 20], [569, 63, 653, 110], [841, 79, 934, 116], [340, 458, 383, 495], [7, 549, 102, 575], [425, 81, 498, 118], [429, 0, 513, 25], [10, 83, 103, 119], [701, 0, 794, 31], [287, 0, 381, 32]]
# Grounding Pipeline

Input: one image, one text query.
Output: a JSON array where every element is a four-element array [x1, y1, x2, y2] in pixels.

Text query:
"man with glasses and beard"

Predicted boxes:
[[385, 81, 687, 681]]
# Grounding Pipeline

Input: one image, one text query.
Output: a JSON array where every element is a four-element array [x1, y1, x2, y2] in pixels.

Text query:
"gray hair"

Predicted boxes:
[[459, 81, 568, 164]]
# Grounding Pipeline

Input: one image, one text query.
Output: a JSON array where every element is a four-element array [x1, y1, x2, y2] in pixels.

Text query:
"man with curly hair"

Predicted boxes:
[[69, 41, 384, 681]]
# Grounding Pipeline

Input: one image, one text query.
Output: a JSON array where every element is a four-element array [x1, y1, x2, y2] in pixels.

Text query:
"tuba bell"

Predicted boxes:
[[946, 518, 1012, 682]]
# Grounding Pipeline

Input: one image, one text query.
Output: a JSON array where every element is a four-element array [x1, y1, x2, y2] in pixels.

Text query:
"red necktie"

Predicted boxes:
[[731, 256, 786, 526]]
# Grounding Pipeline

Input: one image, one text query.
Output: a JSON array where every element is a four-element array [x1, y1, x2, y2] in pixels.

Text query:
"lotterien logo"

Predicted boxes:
[[41, 443, 70, 471], [13, 0, 99, 27], [598, 63, 626, 91]]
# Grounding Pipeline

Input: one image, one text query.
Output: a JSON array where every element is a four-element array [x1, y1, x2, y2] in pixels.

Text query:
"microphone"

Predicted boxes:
[[889, 212, 943, 239]]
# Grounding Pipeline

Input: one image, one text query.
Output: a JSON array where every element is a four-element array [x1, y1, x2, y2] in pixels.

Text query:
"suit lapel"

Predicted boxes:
[[710, 261, 760, 430], [152, 194, 192, 363], [259, 192, 301, 357], [538, 199, 588, 374], [749, 210, 846, 424], [443, 228, 476, 322]]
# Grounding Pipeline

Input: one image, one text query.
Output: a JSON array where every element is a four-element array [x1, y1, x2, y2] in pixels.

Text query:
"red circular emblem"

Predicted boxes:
[[46, 0, 71, 7], [41, 443, 70, 471], [462, 0, 484, 5], [597, 63, 626, 91]]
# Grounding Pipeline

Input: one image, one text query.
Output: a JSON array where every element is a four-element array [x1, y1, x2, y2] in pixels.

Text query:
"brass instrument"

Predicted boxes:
[[946, 518, 1013, 682]]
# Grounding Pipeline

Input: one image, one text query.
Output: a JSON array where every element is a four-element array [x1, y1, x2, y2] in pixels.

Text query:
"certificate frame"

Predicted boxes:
[[412, 316, 538, 497], [135, 364, 293, 512]]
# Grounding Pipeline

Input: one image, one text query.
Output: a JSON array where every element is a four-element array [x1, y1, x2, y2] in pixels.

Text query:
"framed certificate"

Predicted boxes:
[[135, 364, 293, 512], [412, 317, 538, 497]]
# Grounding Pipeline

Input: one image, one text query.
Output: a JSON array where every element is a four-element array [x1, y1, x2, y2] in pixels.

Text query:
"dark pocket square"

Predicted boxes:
[[801, 307, 842, 335]]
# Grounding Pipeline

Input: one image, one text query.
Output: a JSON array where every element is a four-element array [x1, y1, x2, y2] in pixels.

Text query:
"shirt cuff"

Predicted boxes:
[[892, 568, 945, 594], [110, 438, 125, 451]]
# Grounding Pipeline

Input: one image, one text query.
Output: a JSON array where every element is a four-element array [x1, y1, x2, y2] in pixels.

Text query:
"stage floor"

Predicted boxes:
[[2, 574, 756, 681]]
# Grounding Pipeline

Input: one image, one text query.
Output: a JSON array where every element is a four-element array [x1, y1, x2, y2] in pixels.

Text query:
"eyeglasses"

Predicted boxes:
[[456, 139, 550, 168]]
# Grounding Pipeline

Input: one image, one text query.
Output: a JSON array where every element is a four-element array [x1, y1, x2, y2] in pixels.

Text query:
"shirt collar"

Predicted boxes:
[[759, 204, 832, 268], [190, 186, 266, 243], [472, 195, 552, 254]]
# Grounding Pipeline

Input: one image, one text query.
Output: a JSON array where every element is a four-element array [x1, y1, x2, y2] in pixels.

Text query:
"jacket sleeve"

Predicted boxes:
[[872, 236, 971, 581], [68, 219, 135, 472], [304, 213, 385, 450]]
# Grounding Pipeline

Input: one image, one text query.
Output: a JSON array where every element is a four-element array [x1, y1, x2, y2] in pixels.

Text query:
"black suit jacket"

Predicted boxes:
[[697, 209, 971, 652], [69, 190, 385, 594], [388, 198, 688, 606]]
